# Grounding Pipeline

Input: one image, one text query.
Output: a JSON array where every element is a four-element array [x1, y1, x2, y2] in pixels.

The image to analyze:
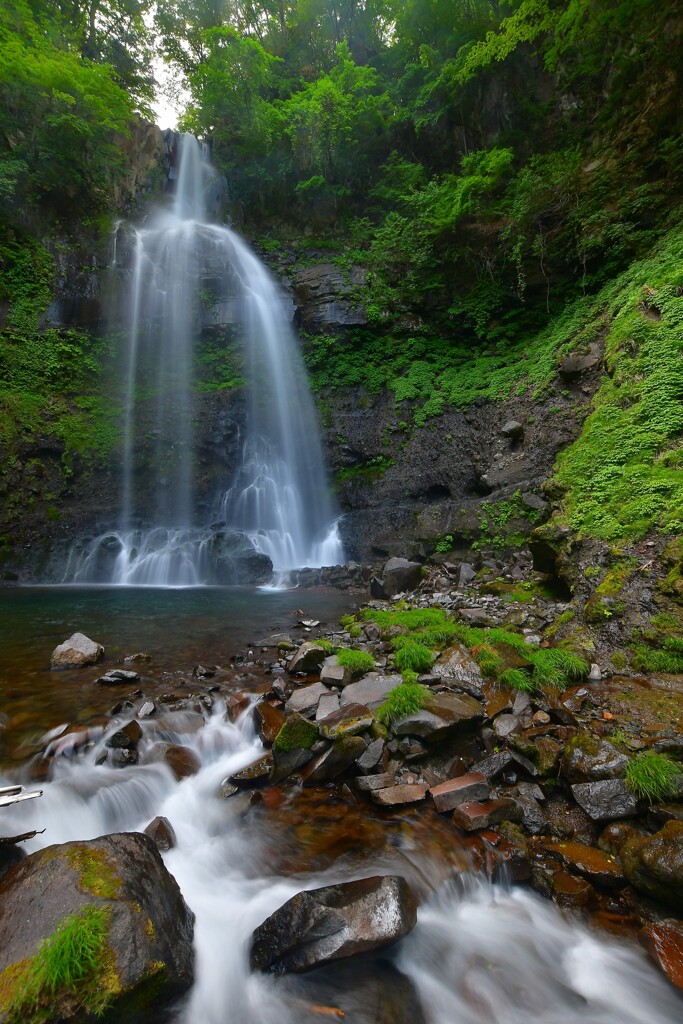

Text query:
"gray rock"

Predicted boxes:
[[96, 668, 140, 685], [355, 738, 386, 774], [285, 682, 330, 714], [392, 692, 482, 742], [355, 772, 396, 792], [304, 736, 367, 785], [459, 563, 477, 586], [493, 714, 519, 739], [144, 815, 177, 851], [340, 673, 402, 709], [429, 773, 489, 812], [561, 736, 629, 783], [319, 704, 374, 739], [321, 660, 351, 687], [501, 420, 524, 439], [431, 644, 484, 694], [0, 833, 194, 1016], [250, 875, 417, 973], [571, 779, 638, 821], [51, 632, 104, 670], [288, 642, 329, 674], [381, 557, 423, 597], [371, 784, 428, 807], [316, 693, 341, 721]]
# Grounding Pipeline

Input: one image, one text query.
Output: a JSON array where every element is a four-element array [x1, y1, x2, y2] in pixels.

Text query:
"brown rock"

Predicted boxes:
[[452, 798, 522, 832], [319, 704, 374, 739], [371, 784, 428, 807], [429, 773, 489, 813], [161, 744, 201, 780], [144, 815, 177, 851], [51, 632, 104, 670], [541, 840, 624, 887], [253, 702, 286, 745], [229, 754, 274, 787], [641, 920, 683, 991]]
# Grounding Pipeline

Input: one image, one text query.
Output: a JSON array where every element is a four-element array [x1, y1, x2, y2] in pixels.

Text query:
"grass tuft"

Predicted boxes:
[[376, 683, 429, 724], [392, 639, 434, 673], [499, 668, 534, 692], [624, 751, 682, 802], [336, 648, 375, 675]]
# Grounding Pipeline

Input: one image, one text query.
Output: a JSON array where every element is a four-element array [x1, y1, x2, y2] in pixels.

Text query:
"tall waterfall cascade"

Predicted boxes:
[[64, 134, 343, 586]]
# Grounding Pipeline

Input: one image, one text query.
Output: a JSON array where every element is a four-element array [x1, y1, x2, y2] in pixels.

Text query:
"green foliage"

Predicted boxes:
[[1, 905, 116, 1023], [375, 682, 429, 724], [553, 227, 683, 540], [361, 607, 450, 631], [451, 621, 588, 691], [336, 648, 374, 674], [316, 638, 335, 655], [629, 646, 683, 675], [624, 752, 682, 803]]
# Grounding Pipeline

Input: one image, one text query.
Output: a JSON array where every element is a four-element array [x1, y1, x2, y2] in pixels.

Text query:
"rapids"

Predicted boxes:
[[1, 704, 681, 1024]]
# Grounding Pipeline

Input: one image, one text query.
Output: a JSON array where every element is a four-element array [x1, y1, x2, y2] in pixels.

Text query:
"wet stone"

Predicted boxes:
[[541, 840, 624, 887], [431, 644, 484, 694], [392, 692, 482, 742], [321, 658, 352, 688], [253, 702, 287, 745], [371, 784, 428, 807], [304, 736, 367, 785], [97, 669, 140, 686], [229, 754, 274, 788], [452, 798, 522, 832], [354, 772, 396, 792], [106, 720, 142, 749], [561, 735, 629, 783], [493, 714, 518, 739], [641, 920, 683, 991], [144, 815, 177, 852], [109, 747, 139, 768], [219, 779, 239, 799], [429, 773, 490, 813], [316, 692, 341, 721], [137, 701, 156, 718], [158, 743, 201, 781], [51, 632, 104, 670], [571, 779, 638, 821], [288, 641, 329, 674]]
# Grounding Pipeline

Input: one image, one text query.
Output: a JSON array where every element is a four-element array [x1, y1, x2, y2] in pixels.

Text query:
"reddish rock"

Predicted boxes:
[[641, 920, 683, 990], [226, 692, 251, 722], [551, 869, 596, 910], [541, 840, 624, 887], [371, 784, 428, 807], [452, 798, 522, 832], [429, 773, 489, 813], [161, 744, 201, 780], [229, 754, 274, 787], [253, 702, 286, 745]]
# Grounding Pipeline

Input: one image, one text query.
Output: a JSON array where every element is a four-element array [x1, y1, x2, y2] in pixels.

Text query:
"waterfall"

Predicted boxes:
[[63, 134, 343, 585]]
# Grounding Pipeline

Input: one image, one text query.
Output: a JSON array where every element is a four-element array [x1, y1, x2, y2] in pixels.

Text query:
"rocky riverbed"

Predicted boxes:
[[1, 554, 682, 1020]]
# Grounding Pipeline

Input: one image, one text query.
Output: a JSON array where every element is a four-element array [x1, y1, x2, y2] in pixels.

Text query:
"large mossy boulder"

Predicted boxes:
[[620, 820, 683, 911], [0, 832, 194, 1023]]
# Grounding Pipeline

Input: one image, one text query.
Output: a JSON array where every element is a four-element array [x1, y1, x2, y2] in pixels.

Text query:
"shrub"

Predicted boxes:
[[624, 752, 682, 802]]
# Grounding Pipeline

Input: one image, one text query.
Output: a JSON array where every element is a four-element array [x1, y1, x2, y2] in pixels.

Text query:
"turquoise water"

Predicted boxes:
[[0, 586, 354, 767]]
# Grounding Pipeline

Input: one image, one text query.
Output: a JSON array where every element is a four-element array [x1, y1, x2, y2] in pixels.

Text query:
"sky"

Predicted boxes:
[[150, 57, 183, 129]]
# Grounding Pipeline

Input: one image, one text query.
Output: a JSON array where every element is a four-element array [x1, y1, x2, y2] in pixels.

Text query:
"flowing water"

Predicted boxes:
[[63, 133, 343, 585], [1, 703, 681, 1024]]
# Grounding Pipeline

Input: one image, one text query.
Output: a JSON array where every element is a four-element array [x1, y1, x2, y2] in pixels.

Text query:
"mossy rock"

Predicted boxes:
[[0, 833, 194, 1023]]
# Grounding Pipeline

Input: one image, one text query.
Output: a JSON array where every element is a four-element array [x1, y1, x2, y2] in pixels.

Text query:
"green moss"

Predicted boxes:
[[273, 716, 319, 752], [611, 650, 628, 670], [499, 668, 533, 692], [336, 648, 375, 675], [0, 906, 120, 1023], [315, 638, 335, 655], [375, 683, 430, 724], [624, 751, 682, 802], [629, 645, 683, 674], [67, 847, 122, 900], [361, 607, 450, 631]]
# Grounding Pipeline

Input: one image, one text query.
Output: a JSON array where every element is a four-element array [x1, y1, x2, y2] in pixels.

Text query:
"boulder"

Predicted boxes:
[[561, 735, 629, 782], [250, 875, 417, 973], [501, 419, 524, 439], [430, 644, 484, 694], [285, 682, 330, 714], [392, 692, 482, 742], [51, 632, 104, 670], [355, 738, 386, 774], [541, 840, 624, 886], [571, 779, 638, 821], [340, 673, 402, 709], [321, 658, 352, 688], [0, 833, 194, 1021], [229, 754, 274, 787], [316, 692, 341, 721], [620, 821, 683, 910], [154, 743, 201, 780], [641, 920, 683, 991], [381, 558, 423, 597], [106, 720, 143, 749], [288, 642, 330, 674], [452, 798, 522, 831], [253, 702, 287, 745], [319, 704, 374, 739], [304, 736, 367, 785]]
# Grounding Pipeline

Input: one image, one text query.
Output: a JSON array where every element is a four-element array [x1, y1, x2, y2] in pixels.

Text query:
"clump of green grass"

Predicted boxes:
[[376, 683, 430, 724], [2, 906, 116, 1022], [449, 621, 588, 691], [315, 638, 335, 655], [392, 638, 434, 673], [624, 751, 683, 802], [499, 668, 534, 692], [361, 607, 449, 631], [336, 648, 375, 675], [629, 645, 683, 674]]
